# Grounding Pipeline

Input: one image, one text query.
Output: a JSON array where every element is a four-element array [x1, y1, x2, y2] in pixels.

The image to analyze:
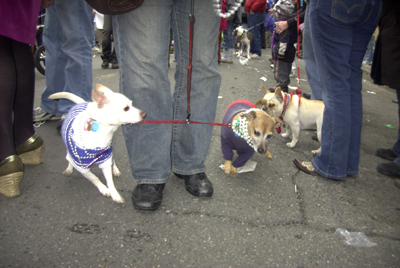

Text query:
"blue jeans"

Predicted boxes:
[[303, 4, 323, 101], [308, 0, 382, 180], [223, 20, 235, 50], [40, 0, 93, 116], [363, 36, 374, 62], [113, 0, 221, 184], [247, 12, 265, 56]]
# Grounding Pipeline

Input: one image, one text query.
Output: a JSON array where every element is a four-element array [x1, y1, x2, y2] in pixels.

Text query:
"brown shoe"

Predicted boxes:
[[293, 158, 319, 176], [395, 179, 400, 189]]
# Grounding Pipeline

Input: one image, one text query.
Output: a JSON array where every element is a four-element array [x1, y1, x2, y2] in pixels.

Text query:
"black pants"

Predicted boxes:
[[101, 15, 117, 63]]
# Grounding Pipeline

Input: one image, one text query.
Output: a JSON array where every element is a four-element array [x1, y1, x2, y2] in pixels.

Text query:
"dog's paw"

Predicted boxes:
[[265, 151, 273, 159], [113, 168, 121, 177], [286, 142, 296, 148], [111, 194, 125, 203], [63, 169, 72, 176], [228, 169, 238, 176], [311, 147, 321, 156], [98, 185, 111, 197]]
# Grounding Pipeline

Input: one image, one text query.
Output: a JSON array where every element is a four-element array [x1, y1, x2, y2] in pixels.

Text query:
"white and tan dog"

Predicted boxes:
[[232, 26, 253, 59], [221, 100, 281, 176], [49, 84, 146, 203], [255, 85, 324, 155]]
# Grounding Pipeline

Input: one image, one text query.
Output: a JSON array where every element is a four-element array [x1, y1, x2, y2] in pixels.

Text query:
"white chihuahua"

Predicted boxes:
[[49, 84, 146, 203]]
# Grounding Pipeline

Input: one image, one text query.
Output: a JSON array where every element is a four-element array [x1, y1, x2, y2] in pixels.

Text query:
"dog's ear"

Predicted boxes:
[[232, 29, 237, 36], [275, 87, 284, 102], [255, 98, 267, 107], [95, 84, 113, 95], [261, 85, 269, 95], [241, 111, 257, 120], [92, 90, 110, 109]]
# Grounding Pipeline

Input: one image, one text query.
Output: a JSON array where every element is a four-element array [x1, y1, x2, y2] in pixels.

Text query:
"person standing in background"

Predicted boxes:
[[245, 0, 266, 59], [33, 0, 93, 124]]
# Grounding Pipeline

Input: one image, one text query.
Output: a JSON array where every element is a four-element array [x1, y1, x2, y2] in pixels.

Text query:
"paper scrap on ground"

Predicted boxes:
[[239, 56, 249, 65], [334, 228, 377, 247], [219, 160, 257, 173], [260, 77, 267, 82]]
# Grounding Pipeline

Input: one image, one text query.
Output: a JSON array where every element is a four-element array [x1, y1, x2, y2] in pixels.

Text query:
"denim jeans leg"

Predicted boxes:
[[303, 4, 323, 101], [170, 0, 221, 175], [310, 0, 381, 179], [248, 12, 264, 56], [114, 0, 220, 181], [40, 0, 93, 116], [113, 0, 174, 184], [223, 20, 235, 49]]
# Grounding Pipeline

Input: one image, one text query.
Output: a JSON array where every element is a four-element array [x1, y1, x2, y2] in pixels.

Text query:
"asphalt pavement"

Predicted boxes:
[[1, 48, 399, 267]]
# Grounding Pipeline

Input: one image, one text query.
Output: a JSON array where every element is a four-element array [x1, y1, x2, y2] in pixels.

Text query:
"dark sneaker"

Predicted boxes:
[[132, 183, 165, 211], [33, 107, 60, 122], [376, 148, 398, 161], [174, 172, 213, 197], [101, 59, 109, 69], [377, 162, 400, 177]]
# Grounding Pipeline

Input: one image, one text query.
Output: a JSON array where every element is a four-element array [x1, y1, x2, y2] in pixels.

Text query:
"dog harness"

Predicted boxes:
[[62, 103, 113, 173]]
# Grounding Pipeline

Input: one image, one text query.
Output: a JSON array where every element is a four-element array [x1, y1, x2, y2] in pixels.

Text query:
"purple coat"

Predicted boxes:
[[221, 100, 257, 168]]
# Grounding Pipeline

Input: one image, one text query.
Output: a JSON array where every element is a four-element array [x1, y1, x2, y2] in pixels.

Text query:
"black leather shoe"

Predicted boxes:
[[174, 172, 213, 197], [101, 60, 109, 69], [132, 183, 165, 211], [302, 93, 311, 99], [377, 162, 400, 177], [376, 148, 398, 161]]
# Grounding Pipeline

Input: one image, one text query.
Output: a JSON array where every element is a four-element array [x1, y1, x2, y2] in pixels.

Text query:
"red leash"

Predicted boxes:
[[139, 0, 230, 128], [139, 120, 229, 127]]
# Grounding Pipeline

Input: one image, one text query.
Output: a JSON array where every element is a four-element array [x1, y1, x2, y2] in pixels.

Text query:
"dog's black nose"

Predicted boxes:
[[257, 148, 265, 154]]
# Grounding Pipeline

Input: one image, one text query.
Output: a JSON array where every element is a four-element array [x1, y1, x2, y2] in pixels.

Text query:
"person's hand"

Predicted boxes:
[[275, 20, 289, 34], [250, 10, 255, 14], [268, 8, 273, 15], [41, 0, 54, 10]]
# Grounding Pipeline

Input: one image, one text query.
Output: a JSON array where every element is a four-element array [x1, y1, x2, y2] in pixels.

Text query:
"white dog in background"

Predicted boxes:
[[232, 26, 253, 59]]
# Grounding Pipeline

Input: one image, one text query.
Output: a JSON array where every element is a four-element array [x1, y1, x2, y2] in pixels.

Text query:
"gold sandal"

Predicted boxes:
[[0, 155, 24, 198], [16, 133, 44, 165]]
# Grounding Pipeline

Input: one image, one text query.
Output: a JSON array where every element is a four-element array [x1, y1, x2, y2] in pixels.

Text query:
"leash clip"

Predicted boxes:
[[186, 113, 191, 124]]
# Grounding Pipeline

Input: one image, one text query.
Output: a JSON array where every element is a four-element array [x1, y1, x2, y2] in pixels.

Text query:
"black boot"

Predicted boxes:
[[174, 172, 213, 197]]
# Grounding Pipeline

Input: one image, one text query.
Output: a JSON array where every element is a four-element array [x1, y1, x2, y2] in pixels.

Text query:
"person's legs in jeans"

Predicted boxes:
[[113, 0, 220, 183], [248, 12, 264, 56], [40, 0, 93, 116], [309, 0, 381, 179]]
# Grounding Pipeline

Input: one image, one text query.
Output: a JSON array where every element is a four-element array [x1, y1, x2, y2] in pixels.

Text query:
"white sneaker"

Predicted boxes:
[[250, 53, 261, 59]]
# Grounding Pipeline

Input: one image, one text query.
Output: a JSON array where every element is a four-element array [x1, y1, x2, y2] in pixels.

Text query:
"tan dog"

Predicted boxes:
[[221, 100, 281, 176], [255, 85, 324, 155]]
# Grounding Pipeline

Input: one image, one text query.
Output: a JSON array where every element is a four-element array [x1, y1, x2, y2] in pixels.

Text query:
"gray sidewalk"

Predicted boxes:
[[1, 48, 399, 267]]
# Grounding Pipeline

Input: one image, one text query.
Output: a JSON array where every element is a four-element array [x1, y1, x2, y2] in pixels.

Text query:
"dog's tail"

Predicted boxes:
[[49, 93, 85, 104]]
